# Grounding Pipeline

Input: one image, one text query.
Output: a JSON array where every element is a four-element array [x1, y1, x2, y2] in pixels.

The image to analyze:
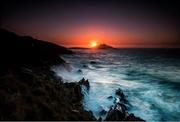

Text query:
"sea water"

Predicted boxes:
[[53, 48, 180, 121]]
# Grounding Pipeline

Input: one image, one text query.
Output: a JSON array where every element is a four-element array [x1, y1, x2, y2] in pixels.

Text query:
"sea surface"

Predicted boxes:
[[53, 48, 180, 121]]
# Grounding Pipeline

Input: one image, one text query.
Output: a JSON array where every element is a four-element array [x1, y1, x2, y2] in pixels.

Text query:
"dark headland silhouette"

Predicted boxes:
[[0, 29, 143, 121], [0, 29, 96, 120]]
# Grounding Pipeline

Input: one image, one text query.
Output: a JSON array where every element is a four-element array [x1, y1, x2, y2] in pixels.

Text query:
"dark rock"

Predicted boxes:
[[115, 88, 130, 104], [100, 109, 107, 115], [82, 64, 88, 68], [117, 103, 128, 111], [90, 61, 97, 64], [79, 78, 90, 89], [126, 113, 145, 121], [77, 69, 82, 73], [105, 105, 143, 121], [105, 88, 144, 121], [107, 96, 113, 100], [74, 84, 83, 102], [0, 29, 96, 121], [105, 105, 125, 121], [98, 117, 102, 121], [115, 88, 125, 99]]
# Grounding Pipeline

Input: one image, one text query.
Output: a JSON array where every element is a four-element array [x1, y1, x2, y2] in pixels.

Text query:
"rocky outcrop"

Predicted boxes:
[[79, 78, 90, 90], [0, 66, 96, 120], [0, 29, 96, 121], [90, 61, 97, 64], [115, 88, 129, 104], [105, 88, 144, 121]]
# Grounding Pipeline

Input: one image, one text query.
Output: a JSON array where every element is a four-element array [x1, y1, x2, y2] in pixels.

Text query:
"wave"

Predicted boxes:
[[53, 49, 180, 121]]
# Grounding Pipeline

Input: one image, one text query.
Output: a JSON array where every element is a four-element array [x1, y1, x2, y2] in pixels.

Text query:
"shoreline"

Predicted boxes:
[[0, 29, 96, 120], [0, 29, 144, 121]]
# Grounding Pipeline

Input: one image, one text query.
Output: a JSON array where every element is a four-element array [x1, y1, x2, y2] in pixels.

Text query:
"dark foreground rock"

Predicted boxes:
[[105, 105, 144, 121], [0, 66, 96, 120], [0, 29, 96, 120], [105, 88, 144, 121]]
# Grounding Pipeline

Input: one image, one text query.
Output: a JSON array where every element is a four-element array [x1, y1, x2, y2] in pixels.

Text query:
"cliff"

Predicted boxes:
[[0, 29, 96, 120]]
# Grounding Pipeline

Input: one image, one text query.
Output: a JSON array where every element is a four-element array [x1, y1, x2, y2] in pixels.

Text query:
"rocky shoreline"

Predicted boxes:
[[0, 65, 98, 120], [0, 29, 144, 121], [0, 29, 96, 120], [104, 88, 144, 121]]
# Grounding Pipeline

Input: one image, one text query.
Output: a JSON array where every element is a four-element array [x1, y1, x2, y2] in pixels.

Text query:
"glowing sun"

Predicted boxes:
[[90, 40, 98, 48]]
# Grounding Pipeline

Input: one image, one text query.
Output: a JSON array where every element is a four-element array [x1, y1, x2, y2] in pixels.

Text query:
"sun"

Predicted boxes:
[[90, 40, 98, 48]]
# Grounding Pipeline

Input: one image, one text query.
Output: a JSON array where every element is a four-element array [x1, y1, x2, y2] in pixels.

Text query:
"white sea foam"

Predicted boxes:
[[53, 49, 180, 121]]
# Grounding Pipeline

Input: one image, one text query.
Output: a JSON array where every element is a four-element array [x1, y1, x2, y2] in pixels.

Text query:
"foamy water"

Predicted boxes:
[[53, 48, 180, 121]]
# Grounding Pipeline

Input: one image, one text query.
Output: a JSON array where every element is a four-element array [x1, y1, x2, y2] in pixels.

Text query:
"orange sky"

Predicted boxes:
[[49, 25, 179, 48], [2, 0, 180, 48]]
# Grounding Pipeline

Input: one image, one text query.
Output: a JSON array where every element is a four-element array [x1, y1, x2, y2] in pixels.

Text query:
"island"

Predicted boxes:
[[96, 43, 115, 49], [70, 43, 115, 50]]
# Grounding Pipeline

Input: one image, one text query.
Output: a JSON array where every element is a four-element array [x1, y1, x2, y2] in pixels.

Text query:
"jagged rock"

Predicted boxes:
[[105, 105, 125, 121], [74, 83, 83, 101], [105, 105, 144, 121], [105, 88, 144, 121], [126, 113, 144, 121], [79, 78, 90, 89], [115, 88, 125, 99], [117, 103, 127, 111], [115, 88, 129, 104], [100, 109, 107, 115]]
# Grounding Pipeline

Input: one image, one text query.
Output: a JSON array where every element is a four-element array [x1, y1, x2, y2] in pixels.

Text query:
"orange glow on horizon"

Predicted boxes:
[[89, 40, 99, 48]]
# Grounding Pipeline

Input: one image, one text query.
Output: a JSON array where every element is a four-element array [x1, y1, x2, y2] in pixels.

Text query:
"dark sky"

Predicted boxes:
[[1, 0, 180, 47]]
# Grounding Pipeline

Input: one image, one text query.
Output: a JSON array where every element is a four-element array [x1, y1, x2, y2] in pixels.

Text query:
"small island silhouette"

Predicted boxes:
[[96, 43, 114, 49], [70, 43, 115, 49]]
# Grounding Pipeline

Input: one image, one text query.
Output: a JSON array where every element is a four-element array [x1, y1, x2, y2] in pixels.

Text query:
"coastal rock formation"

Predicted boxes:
[[115, 88, 129, 104], [90, 61, 97, 64], [79, 78, 90, 90], [105, 88, 144, 121], [0, 29, 96, 121], [0, 29, 144, 121], [100, 109, 107, 115], [105, 105, 143, 121]]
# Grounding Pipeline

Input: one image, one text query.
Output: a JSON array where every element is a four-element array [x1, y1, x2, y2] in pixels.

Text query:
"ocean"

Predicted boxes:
[[53, 48, 180, 121]]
